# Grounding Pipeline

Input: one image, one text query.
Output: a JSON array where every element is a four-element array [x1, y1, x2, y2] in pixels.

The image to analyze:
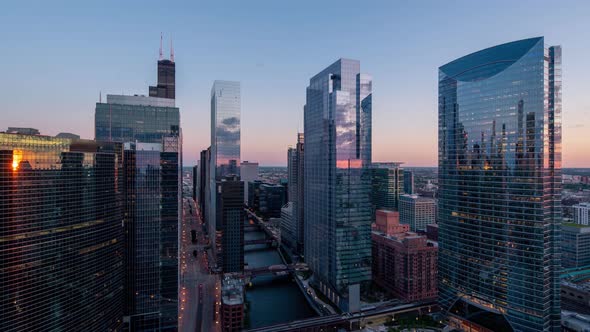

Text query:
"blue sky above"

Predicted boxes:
[[1, 0, 589, 166]]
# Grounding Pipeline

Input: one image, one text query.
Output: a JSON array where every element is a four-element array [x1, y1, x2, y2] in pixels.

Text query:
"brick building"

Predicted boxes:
[[372, 230, 438, 302], [221, 276, 244, 332], [372, 209, 409, 236]]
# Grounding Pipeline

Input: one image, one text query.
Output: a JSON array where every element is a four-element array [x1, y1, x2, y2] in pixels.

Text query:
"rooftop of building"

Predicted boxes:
[[371, 162, 404, 168], [6, 127, 40, 135], [562, 311, 590, 329], [400, 194, 436, 202], [372, 230, 438, 248], [222, 275, 244, 306], [563, 280, 590, 293], [562, 223, 590, 233], [103, 94, 176, 108], [574, 202, 590, 208]]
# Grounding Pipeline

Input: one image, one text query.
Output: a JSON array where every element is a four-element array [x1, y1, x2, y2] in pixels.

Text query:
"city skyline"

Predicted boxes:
[[2, 1, 589, 167]]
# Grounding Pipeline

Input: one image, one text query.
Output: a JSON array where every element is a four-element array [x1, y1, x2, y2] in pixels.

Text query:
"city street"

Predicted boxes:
[[179, 197, 220, 332]]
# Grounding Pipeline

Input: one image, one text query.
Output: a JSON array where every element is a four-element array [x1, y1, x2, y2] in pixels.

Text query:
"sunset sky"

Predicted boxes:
[[1, 0, 589, 167]]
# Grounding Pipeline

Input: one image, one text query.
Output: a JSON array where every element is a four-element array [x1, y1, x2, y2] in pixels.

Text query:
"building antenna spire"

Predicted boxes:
[[159, 32, 163, 60], [170, 37, 174, 62]]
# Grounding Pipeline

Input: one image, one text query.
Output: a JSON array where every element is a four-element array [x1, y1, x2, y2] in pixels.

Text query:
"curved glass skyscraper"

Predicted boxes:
[[438, 37, 562, 331], [0, 133, 125, 331]]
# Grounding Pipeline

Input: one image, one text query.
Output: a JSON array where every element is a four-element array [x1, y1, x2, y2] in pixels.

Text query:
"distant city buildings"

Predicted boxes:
[[0, 132, 125, 330], [371, 162, 404, 214], [304, 58, 372, 312], [199, 148, 210, 224], [399, 194, 436, 232], [574, 202, 590, 225], [437, 37, 562, 331], [193, 164, 199, 201], [240, 161, 259, 204], [372, 227, 438, 302], [283, 133, 305, 254]]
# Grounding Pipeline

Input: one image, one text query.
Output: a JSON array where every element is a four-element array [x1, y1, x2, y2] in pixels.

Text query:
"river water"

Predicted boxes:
[[244, 228, 317, 329]]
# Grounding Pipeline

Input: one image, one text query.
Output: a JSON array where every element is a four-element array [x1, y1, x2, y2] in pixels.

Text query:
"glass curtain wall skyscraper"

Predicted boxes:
[[371, 162, 404, 214], [438, 37, 562, 331], [95, 93, 181, 331], [0, 133, 125, 331], [304, 58, 372, 312], [209, 80, 241, 272]]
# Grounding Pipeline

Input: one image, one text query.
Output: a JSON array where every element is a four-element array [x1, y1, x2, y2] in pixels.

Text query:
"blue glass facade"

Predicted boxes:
[[438, 37, 562, 331], [95, 95, 179, 144], [0, 133, 125, 331], [209, 81, 241, 272], [304, 59, 372, 312]]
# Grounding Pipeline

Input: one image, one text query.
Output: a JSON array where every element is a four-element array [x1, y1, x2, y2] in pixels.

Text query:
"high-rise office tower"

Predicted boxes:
[[371, 162, 404, 214], [240, 161, 259, 204], [149, 35, 175, 99], [574, 202, 590, 225], [95, 77, 181, 329], [287, 133, 305, 254], [197, 164, 200, 202], [403, 169, 414, 195], [0, 133, 125, 331], [398, 194, 436, 232], [209, 80, 241, 272], [199, 148, 210, 222], [216, 175, 245, 273], [304, 59, 372, 312], [438, 37, 562, 331]]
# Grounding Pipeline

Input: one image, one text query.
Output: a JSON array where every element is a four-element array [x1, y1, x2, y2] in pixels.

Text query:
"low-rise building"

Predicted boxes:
[[574, 202, 590, 226], [221, 275, 245, 332], [562, 223, 590, 269], [371, 230, 438, 302], [372, 210, 408, 236]]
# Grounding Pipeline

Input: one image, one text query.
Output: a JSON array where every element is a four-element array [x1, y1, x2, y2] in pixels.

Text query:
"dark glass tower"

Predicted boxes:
[[403, 170, 414, 195], [149, 60, 175, 99], [216, 175, 244, 273], [371, 162, 404, 214], [149, 37, 176, 101], [438, 37, 562, 331], [285, 133, 305, 254], [304, 59, 372, 312], [0, 133, 125, 331], [123, 143, 162, 330]]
